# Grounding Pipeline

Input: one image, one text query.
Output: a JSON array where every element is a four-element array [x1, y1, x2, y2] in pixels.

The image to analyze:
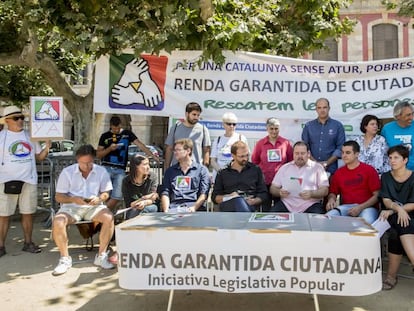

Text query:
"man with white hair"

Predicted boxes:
[[210, 112, 248, 182], [381, 101, 414, 170], [0, 106, 50, 258]]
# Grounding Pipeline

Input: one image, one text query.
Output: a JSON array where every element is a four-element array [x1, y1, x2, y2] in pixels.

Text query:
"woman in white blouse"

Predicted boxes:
[[210, 112, 248, 182], [354, 114, 390, 174]]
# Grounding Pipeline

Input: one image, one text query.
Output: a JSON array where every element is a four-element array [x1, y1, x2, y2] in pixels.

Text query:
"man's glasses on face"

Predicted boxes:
[[8, 115, 25, 121], [225, 123, 237, 126]]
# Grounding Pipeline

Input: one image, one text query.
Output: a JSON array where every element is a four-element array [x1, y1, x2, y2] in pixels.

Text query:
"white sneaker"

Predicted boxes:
[[94, 252, 115, 269], [52, 256, 72, 276]]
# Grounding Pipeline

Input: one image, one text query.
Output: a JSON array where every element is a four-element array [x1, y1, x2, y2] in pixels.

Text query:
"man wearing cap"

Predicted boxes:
[[0, 106, 51, 257]]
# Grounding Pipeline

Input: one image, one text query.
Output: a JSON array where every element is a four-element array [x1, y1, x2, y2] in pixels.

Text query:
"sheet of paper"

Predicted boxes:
[[371, 218, 391, 237], [115, 207, 132, 216], [283, 177, 302, 196]]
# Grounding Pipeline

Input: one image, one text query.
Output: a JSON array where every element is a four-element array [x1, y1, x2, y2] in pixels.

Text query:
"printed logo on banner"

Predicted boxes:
[[109, 54, 167, 111], [34, 100, 60, 120]]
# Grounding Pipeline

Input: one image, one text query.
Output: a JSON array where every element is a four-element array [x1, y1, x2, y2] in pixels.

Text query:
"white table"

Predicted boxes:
[[116, 213, 382, 310]]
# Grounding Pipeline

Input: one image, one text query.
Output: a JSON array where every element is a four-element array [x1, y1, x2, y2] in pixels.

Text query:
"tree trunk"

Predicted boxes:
[[0, 38, 102, 148], [66, 95, 95, 148]]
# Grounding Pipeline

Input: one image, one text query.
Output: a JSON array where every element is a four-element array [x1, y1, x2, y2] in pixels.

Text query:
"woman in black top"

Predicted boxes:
[[379, 145, 414, 290], [122, 155, 159, 219]]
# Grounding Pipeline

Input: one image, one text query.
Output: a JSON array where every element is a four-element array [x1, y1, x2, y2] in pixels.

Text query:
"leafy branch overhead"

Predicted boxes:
[[1, 0, 355, 67], [0, 0, 355, 144]]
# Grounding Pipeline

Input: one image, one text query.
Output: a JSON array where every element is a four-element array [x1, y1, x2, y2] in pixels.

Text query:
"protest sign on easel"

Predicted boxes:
[[30, 96, 64, 140]]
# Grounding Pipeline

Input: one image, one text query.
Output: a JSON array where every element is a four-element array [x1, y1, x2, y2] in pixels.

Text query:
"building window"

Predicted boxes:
[[373, 24, 398, 60], [312, 38, 338, 61]]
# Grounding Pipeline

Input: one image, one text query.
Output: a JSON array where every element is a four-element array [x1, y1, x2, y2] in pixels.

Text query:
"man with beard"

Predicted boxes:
[[160, 138, 210, 212], [164, 102, 211, 170], [270, 141, 329, 214], [212, 141, 268, 212]]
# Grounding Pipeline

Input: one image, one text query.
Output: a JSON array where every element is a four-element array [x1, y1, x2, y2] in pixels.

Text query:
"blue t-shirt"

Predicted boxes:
[[381, 121, 414, 170]]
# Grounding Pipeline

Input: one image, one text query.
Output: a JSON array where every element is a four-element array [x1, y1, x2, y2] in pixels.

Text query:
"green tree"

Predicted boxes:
[[0, 0, 355, 145], [382, 0, 414, 17]]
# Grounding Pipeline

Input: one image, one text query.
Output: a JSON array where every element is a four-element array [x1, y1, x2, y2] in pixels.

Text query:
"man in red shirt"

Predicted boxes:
[[325, 140, 380, 224]]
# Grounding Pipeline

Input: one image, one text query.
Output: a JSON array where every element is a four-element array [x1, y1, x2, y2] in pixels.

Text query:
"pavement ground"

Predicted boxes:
[[1, 211, 414, 311]]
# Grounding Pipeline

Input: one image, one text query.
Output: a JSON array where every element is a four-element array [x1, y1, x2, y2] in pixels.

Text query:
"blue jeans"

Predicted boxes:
[[104, 166, 125, 200], [326, 204, 379, 224], [125, 204, 158, 219], [219, 196, 255, 212]]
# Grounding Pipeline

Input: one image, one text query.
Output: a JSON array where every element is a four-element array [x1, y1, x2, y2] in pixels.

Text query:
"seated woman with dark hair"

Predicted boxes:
[[354, 114, 390, 174], [379, 145, 414, 290], [122, 155, 159, 219]]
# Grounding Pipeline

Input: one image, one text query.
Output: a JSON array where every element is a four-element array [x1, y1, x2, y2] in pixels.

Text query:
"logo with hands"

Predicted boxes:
[[111, 58, 163, 108]]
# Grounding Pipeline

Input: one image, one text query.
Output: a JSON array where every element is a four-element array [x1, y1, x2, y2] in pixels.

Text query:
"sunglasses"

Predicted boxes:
[[8, 116, 25, 121], [225, 123, 237, 126], [112, 133, 117, 143]]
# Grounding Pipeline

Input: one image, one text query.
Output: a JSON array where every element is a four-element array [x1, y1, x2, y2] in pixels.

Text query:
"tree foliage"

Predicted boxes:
[[382, 0, 414, 17], [0, 66, 53, 105], [0, 0, 355, 144]]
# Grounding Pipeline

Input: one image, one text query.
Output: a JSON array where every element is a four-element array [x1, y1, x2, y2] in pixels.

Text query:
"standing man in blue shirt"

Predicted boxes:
[[381, 101, 414, 171], [302, 97, 346, 175], [160, 138, 211, 212]]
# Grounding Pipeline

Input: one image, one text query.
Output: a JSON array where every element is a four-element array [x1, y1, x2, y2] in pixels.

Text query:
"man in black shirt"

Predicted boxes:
[[97, 116, 158, 210], [212, 141, 268, 212]]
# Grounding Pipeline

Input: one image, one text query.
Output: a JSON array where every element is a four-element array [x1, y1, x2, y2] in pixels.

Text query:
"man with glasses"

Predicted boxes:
[[0, 106, 50, 258], [164, 102, 211, 170], [212, 141, 268, 212], [160, 138, 210, 213], [381, 101, 414, 170], [52, 144, 114, 275], [97, 116, 158, 211]]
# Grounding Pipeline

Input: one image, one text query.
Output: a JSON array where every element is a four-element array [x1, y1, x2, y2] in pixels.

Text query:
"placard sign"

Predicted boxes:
[[30, 96, 64, 140]]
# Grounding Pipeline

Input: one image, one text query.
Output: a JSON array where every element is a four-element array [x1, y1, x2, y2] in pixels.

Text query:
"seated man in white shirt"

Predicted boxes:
[[52, 144, 114, 276]]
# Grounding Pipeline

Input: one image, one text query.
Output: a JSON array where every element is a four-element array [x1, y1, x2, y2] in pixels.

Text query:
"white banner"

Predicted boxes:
[[94, 51, 414, 139], [116, 213, 382, 296]]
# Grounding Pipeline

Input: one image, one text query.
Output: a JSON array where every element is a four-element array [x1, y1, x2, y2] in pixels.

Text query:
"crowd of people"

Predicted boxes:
[[1, 99, 414, 291]]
